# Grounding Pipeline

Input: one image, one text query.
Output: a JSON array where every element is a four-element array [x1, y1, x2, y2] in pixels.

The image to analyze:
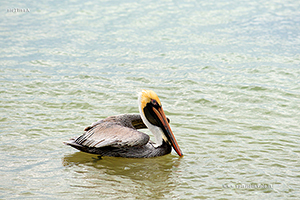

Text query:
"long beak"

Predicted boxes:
[[152, 107, 183, 157]]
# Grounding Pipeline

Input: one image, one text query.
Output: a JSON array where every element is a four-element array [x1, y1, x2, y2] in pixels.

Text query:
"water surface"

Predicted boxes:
[[1, 0, 300, 199]]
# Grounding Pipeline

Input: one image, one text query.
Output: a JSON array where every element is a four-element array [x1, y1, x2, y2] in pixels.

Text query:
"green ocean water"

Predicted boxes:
[[1, 0, 300, 199]]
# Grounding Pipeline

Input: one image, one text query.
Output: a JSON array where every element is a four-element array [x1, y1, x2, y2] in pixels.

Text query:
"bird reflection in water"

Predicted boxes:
[[62, 152, 183, 198]]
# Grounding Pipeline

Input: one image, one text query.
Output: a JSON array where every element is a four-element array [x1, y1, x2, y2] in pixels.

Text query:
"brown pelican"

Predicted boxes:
[[64, 89, 183, 158]]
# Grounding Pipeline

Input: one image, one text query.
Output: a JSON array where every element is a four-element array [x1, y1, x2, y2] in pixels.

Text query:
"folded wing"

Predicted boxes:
[[65, 114, 150, 149]]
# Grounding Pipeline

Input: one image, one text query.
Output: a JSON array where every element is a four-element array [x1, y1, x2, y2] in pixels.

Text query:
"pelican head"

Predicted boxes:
[[138, 89, 183, 157]]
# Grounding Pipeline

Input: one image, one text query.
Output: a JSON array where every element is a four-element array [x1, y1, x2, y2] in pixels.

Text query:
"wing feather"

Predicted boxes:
[[73, 121, 149, 148]]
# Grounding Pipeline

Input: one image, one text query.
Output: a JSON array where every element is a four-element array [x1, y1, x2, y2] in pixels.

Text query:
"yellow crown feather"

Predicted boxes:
[[140, 89, 162, 111]]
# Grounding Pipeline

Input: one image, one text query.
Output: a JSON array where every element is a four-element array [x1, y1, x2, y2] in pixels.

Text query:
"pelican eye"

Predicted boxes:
[[151, 99, 158, 105]]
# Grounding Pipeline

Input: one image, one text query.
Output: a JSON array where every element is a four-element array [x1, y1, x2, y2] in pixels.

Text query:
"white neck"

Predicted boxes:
[[138, 93, 163, 146]]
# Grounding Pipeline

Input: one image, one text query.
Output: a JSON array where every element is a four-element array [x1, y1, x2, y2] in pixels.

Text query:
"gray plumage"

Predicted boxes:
[[64, 114, 171, 158]]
